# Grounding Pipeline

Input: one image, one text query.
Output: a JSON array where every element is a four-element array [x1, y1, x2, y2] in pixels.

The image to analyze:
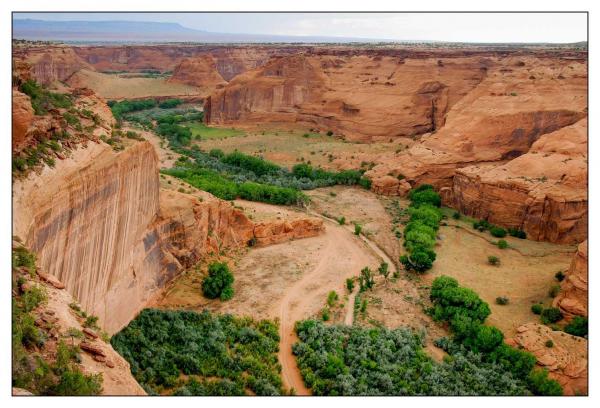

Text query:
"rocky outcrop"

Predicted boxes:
[[13, 46, 92, 85], [206, 54, 326, 125], [168, 55, 227, 91], [39, 274, 146, 395], [554, 241, 588, 318], [447, 120, 587, 244], [507, 323, 587, 395], [12, 90, 35, 151], [253, 218, 324, 246]]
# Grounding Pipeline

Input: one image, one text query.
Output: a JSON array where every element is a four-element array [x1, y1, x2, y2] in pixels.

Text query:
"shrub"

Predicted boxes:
[[544, 340, 554, 348], [378, 262, 390, 280], [337, 216, 346, 225], [564, 316, 588, 337], [527, 369, 563, 396], [408, 185, 441, 208], [531, 304, 543, 315], [358, 267, 375, 292], [326, 130, 333, 136], [430, 276, 491, 324], [554, 271, 565, 282], [202, 262, 234, 301], [346, 278, 355, 293], [490, 227, 507, 238], [548, 285, 561, 298], [496, 296, 509, 305], [354, 223, 362, 236], [508, 228, 527, 239], [540, 307, 563, 324], [497, 239, 508, 249], [321, 308, 330, 321], [487, 256, 500, 266], [209, 148, 225, 159], [452, 211, 460, 220], [327, 291, 339, 307]]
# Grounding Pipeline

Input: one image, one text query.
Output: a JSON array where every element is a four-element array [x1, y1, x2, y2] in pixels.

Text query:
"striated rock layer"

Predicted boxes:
[[168, 55, 228, 92], [508, 323, 587, 395], [554, 240, 588, 318], [446, 120, 587, 244], [13, 139, 324, 333]]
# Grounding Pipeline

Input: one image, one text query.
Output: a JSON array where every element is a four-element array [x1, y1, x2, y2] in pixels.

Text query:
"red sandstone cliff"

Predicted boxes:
[[554, 241, 588, 318], [168, 55, 227, 92]]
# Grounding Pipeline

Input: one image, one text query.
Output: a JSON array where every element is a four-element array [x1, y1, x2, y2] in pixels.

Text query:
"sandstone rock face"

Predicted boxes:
[[168, 55, 228, 92], [13, 46, 92, 85], [206, 55, 327, 126], [366, 55, 587, 243], [554, 240, 588, 318], [206, 53, 488, 141], [448, 120, 587, 244], [14, 142, 161, 333], [70, 45, 296, 80], [508, 323, 587, 395], [12, 89, 34, 151]]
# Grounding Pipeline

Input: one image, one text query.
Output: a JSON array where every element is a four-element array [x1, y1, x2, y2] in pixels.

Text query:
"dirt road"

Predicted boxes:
[[277, 212, 397, 395]]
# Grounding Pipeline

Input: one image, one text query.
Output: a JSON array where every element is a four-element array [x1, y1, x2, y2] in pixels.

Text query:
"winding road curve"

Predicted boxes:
[[277, 211, 397, 395]]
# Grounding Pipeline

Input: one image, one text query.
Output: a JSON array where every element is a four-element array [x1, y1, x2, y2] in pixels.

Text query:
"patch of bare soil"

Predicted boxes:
[[307, 186, 402, 264], [67, 69, 200, 100]]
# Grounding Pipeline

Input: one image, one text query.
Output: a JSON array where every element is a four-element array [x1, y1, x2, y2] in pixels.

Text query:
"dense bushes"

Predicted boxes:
[[162, 149, 372, 206], [400, 185, 441, 273], [429, 276, 562, 395], [111, 309, 282, 395], [564, 316, 588, 337], [108, 98, 157, 119], [20, 80, 73, 115], [473, 220, 526, 240], [162, 166, 307, 206], [292, 320, 530, 395], [156, 122, 192, 147], [223, 151, 281, 176], [202, 262, 234, 301], [291, 163, 371, 189], [540, 307, 563, 324]]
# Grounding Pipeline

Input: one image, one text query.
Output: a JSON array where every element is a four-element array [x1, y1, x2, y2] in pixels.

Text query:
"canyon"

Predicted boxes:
[[12, 41, 588, 396]]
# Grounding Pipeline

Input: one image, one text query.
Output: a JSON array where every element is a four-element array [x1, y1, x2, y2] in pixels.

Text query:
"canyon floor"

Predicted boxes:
[[155, 181, 576, 393]]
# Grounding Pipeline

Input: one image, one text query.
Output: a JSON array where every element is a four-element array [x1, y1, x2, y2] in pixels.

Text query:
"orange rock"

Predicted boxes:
[[509, 323, 587, 395], [168, 55, 228, 92], [12, 89, 34, 151], [554, 240, 588, 319], [80, 341, 106, 357]]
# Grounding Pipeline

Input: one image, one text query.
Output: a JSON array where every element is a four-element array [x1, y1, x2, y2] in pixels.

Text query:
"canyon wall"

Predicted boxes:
[[554, 240, 588, 318], [205, 53, 488, 141]]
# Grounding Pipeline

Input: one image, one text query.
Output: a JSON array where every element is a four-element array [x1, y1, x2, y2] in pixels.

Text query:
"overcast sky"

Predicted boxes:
[[13, 12, 587, 43]]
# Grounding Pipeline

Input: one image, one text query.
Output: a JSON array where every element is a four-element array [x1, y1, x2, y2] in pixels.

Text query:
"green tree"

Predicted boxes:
[[202, 262, 234, 301]]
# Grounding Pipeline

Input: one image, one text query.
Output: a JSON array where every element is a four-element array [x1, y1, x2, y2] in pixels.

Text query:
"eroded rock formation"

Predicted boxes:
[[507, 323, 588, 395], [168, 55, 228, 92], [554, 240, 588, 318], [12, 90, 34, 151]]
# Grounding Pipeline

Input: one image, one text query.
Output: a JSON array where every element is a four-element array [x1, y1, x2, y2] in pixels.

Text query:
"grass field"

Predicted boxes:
[[182, 122, 245, 139], [197, 128, 403, 170]]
